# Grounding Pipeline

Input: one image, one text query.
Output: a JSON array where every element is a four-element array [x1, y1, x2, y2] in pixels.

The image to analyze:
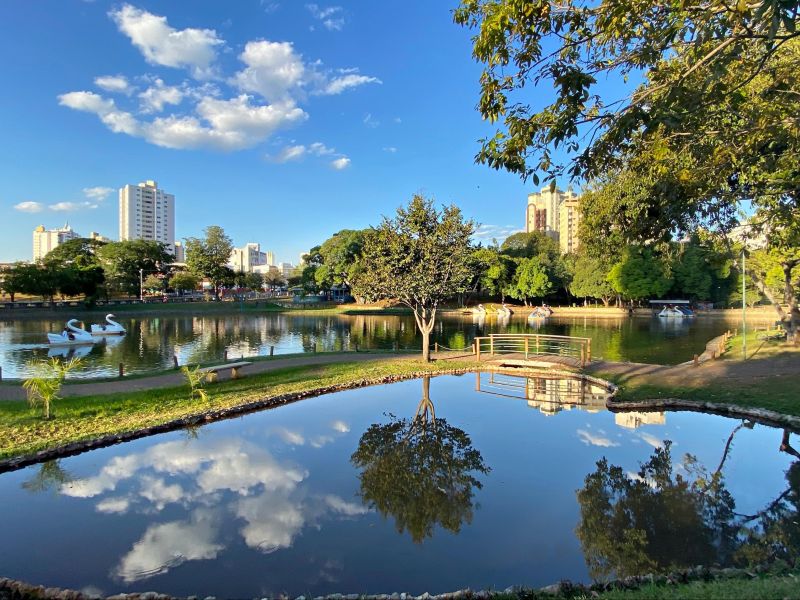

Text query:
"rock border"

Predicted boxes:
[[608, 396, 800, 431], [0, 367, 616, 474], [0, 563, 791, 600]]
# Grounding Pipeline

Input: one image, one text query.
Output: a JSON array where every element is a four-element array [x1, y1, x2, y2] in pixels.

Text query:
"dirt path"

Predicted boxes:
[[0, 352, 419, 402]]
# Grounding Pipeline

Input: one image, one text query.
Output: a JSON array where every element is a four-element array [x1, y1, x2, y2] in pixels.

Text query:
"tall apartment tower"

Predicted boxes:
[[525, 186, 579, 244], [558, 197, 582, 254], [119, 180, 175, 254], [32, 223, 80, 261]]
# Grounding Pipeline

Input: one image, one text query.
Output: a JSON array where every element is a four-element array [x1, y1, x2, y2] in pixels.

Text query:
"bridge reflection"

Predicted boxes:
[[474, 372, 665, 427]]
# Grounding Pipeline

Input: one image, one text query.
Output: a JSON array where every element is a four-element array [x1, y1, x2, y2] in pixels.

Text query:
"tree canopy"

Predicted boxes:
[[353, 195, 474, 360], [185, 226, 234, 299], [350, 377, 490, 543]]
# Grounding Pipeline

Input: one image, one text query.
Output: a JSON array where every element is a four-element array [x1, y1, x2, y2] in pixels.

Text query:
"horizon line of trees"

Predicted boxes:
[[0, 227, 288, 303]]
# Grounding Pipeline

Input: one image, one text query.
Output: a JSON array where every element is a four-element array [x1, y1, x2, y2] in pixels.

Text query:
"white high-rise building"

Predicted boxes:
[[526, 186, 579, 243], [32, 224, 80, 261], [119, 180, 175, 254], [229, 242, 268, 272]]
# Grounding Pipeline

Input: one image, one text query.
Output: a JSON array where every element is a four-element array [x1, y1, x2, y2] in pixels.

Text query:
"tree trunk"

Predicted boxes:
[[412, 306, 437, 362], [602, 297, 610, 307], [781, 261, 800, 342]]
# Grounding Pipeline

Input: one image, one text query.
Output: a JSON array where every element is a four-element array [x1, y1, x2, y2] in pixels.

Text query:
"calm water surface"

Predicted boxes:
[[0, 312, 760, 378], [0, 374, 796, 597]]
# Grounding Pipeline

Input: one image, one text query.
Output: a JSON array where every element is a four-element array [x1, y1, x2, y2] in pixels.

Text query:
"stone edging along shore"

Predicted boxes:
[[0, 563, 788, 600]]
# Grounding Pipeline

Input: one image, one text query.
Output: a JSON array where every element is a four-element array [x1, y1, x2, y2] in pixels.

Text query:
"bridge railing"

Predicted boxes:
[[473, 333, 592, 367]]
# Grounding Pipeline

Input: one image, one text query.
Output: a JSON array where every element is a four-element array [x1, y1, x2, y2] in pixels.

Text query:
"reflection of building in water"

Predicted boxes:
[[475, 372, 610, 416], [614, 411, 666, 429]]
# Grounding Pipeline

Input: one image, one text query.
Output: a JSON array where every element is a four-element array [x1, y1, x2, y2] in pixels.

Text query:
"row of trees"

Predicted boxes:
[[297, 223, 783, 309], [0, 226, 287, 303], [455, 0, 800, 335]]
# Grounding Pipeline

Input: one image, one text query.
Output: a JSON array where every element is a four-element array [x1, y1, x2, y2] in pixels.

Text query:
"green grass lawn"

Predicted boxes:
[[0, 358, 477, 462], [589, 574, 800, 599]]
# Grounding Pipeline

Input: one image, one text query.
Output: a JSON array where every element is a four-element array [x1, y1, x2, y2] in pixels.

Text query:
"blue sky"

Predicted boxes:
[[0, 1, 568, 263]]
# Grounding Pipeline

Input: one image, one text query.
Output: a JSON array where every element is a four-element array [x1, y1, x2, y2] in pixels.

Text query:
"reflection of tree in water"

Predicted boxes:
[[351, 377, 490, 543], [22, 459, 73, 493], [576, 425, 800, 581]]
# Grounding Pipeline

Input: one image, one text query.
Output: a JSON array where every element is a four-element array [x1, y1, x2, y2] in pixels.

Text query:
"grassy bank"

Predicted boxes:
[[590, 573, 800, 600], [596, 333, 800, 416], [0, 358, 477, 462]]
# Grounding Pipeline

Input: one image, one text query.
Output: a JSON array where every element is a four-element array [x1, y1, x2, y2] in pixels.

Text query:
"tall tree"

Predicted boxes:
[[98, 240, 172, 297], [508, 256, 553, 305], [608, 247, 673, 301], [472, 246, 515, 301], [314, 229, 366, 290], [456, 1, 800, 334], [169, 271, 199, 293], [454, 0, 798, 183], [185, 226, 234, 299], [353, 195, 475, 361], [43, 238, 106, 301], [570, 253, 616, 306]]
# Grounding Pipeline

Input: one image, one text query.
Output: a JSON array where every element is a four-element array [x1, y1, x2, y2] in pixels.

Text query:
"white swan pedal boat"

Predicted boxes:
[[47, 319, 97, 346], [91, 313, 126, 335]]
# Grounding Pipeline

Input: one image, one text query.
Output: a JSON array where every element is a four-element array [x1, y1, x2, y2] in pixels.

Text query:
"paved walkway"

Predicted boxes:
[[0, 352, 420, 402]]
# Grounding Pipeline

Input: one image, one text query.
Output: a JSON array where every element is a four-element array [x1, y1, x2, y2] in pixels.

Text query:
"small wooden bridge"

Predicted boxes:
[[472, 333, 592, 369]]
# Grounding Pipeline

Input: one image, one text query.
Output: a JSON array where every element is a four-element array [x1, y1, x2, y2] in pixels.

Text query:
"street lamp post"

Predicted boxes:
[[139, 268, 144, 302], [742, 248, 746, 360]]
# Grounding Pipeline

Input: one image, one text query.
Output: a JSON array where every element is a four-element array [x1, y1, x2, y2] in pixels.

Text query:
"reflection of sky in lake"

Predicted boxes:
[[0, 375, 795, 597]]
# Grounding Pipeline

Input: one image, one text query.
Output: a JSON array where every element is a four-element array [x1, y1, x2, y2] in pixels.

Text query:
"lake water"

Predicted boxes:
[[0, 374, 796, 597], [0, 312, 756, 378]]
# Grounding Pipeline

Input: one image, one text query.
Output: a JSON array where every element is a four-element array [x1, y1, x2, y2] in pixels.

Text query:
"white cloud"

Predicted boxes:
[[13, 201, 43, 213], [60, 90, 306, 151], [310, 435, 334, 448], [637, 432, 665, 449], [94, 75, 132, 94], [115, 510, 222, 582], [330, 420, 350, 433], [321, 74, 381, 95], [83, 186, 114, 200], [577, 428, 620, 448], [49, 201, 99, 212], [272, 426, 305, 446], [96, 497, 131, 514], [139, 79, 183, 113], [306, 4, 345, 31], [269, 141, 338, 163], [362, 112, 380, 128], [473, 224, 524, 242], [382, 146, 398, 153], [323, 494, 368, 516], [109, 4, 223, 78], [58, 91, 140, 136], [273, 144, 306, 162], [233, 40, 305, 103], [261, 1, 280, 13], [330, 157, 350, 170]]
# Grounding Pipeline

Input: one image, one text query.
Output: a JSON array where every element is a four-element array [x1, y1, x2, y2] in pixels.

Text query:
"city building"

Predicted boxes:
[[265, 251, 275, 266], [173, 240, 185, 263], [88, 231, 112, 243], [558, 197, 582, 254], [729, 220, 768, 250], [525, 186, 579, 244], [32, 223, 80, 261], [279, 262, 295, 278], [614, 411, 666, 429], [119, 180, 176, 254], [229, 242, 269, 272]]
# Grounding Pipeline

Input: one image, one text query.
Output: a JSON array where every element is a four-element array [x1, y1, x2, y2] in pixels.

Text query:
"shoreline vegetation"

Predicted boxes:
[[0, 298, 784, 321], [1, 331, 798, 466]]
